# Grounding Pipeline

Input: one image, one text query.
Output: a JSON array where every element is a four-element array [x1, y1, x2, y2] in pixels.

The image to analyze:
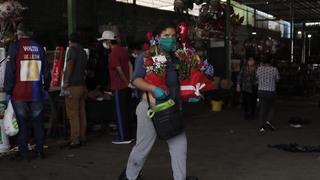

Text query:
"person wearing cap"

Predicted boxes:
[[4, 22, 51, 160], [98, 31, 134, 144], [62, 32, 88, 148]]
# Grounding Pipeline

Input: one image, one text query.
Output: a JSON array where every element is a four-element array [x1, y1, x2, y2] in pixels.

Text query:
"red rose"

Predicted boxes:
[[186, 49, 192, 57], [145, 59, 153, 66], [146, 51, 152, 57], [143, 43, 150, 50]]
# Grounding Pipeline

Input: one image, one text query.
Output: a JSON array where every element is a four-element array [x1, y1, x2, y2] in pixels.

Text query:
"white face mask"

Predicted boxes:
[[131, 53, 138, 58], [103, 42, 110, 49]]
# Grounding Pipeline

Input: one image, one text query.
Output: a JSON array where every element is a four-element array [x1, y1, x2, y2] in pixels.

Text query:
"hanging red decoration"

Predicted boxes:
[[178, 22, 189, 43], [146, 32, 153, 41]]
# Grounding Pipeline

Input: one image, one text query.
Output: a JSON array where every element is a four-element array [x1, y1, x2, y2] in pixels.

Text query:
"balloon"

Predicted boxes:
[[146, 32, 153, 41], [178, 22, 189, 43]]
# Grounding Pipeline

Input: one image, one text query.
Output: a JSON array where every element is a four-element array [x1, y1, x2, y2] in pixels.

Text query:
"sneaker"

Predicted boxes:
[[112, 139, 134, 145], [265, 121, 276, 131], [259, 128, 265, 133], [289, 124, 302, 128], [68, 143, 81, 149]]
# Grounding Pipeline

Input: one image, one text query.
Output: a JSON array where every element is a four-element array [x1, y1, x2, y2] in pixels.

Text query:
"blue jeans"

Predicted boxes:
[[12, 101, 44, 154]]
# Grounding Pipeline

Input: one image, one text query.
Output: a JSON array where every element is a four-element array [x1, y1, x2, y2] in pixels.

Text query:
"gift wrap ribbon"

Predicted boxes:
[[147, 99, 175, 119], [180, 83, 206, 97]]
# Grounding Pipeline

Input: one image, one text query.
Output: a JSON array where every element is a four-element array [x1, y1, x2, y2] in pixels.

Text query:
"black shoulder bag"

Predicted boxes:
[[146, 92, 185, 140]]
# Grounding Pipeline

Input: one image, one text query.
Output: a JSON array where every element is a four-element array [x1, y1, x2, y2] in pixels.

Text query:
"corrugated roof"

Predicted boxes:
[[235, 0, 320, 22], [116, 0, 200, 16]]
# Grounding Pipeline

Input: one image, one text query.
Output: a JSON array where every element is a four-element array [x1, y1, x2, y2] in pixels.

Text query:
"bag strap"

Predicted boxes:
[[146, 91, 151, 109]]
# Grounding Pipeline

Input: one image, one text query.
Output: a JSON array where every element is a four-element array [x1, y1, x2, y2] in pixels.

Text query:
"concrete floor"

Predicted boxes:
[[1, 96, 320, 180]]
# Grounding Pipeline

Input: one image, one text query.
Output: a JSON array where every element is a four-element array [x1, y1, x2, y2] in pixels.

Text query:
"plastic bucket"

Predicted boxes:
[[0, 103, 9, 153], [211, 100, 222, 112]]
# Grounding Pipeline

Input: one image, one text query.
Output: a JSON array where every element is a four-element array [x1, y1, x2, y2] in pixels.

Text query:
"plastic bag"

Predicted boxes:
[[3, 101, 19, 136]]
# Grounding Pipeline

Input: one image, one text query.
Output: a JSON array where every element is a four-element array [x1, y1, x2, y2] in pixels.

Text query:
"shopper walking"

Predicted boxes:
[[62, 32, 88, 148], [256, 56, 280, 133], [4, 22, 51, 160], [98, 31, 134, 144], [237, 57, 257, 120], [118, 22, 197, 180]]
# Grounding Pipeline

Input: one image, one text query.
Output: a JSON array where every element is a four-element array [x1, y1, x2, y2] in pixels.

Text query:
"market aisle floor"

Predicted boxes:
[[1, 96, 320, 180]]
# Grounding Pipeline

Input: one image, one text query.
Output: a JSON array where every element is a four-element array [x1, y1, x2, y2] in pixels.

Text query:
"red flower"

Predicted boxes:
[[198, 63, 204, 69], [146, 51, 152, 57], [186, 49, 192, 57], [145, 59, 153, 66], [146, 32, 153, 41], [143, 43, 150, 50]]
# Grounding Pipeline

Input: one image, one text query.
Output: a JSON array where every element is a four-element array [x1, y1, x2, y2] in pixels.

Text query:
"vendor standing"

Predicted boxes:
[[62, 32, 88, 148], [4, 22, 51, 160], [98, 31, 134, 144]]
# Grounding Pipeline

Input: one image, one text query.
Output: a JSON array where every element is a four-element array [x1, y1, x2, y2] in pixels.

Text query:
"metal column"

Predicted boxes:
[[225, 0, 232, 79], [301, 23, 306, 64], [302, 32, 306, 64], [68, 0, 76, 35], [290, 0, 294, 63]]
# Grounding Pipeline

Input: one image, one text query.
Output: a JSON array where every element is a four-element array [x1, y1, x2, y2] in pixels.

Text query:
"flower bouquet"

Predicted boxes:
[[176, 47, 215, 102], [144, 45, 170, 98]]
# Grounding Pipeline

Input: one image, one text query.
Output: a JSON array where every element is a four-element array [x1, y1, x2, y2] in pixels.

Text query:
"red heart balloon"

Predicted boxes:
[[178, 22, 189, 43]]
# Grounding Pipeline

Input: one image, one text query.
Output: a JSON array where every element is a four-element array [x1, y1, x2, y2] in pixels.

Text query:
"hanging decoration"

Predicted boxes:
[[174, 0, 194, 14], [195, 0, 244, 39], [243, 37, 279, 59], [0, 0, 27, 45]]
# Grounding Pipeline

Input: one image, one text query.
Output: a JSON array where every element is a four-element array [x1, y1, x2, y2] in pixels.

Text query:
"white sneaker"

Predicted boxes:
[[112, 139, 134, 145], [259, 128, 265, 133], [265, 121, 276, 131]]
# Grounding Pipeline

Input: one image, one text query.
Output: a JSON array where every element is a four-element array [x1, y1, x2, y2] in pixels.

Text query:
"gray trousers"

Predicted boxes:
[[126, 100, 187, 180], [258, 91, 276, 128]]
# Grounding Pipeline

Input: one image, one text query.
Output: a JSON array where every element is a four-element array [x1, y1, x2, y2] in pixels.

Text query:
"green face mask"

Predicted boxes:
[[159, 37, 176, 52]]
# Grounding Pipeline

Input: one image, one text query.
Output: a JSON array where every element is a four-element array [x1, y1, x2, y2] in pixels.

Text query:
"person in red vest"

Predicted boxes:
[[4, 22, 51, 161]]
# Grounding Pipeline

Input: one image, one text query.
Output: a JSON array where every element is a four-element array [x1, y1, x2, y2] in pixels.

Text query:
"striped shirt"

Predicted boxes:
[[256, 66, 280, 92]]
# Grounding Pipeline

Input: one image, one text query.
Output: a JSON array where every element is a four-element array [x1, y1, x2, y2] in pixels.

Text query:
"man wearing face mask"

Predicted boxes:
[[128, 42, 143, 69], [98, 31, 134, 144], [118, 22, 198, 180]]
